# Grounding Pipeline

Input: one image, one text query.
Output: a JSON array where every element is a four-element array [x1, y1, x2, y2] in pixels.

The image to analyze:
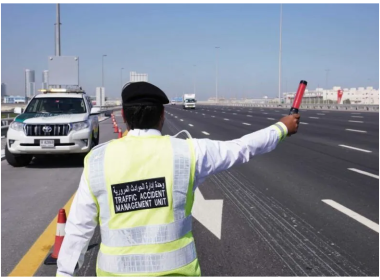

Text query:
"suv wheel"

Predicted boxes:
[[93, 127, 100, 146], [5, 145, 33, 167]]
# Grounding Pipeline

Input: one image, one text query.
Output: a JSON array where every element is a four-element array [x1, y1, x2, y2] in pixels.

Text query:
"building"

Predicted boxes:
[[25, 69, 35, 98], [96, 87, 105, 107], [130, 71, 148, 82], [3, 96, 26, 104], [1, 83, 7, 97], [283, 86, 379, 105], [42, 70, 49, 89]]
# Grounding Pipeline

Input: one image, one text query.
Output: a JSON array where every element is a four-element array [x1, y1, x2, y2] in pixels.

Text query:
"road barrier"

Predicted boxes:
[[197, 102, 379, 112]]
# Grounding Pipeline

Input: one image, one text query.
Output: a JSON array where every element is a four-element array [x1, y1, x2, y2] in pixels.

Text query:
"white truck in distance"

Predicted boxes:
[[183, 94, 196, 109]]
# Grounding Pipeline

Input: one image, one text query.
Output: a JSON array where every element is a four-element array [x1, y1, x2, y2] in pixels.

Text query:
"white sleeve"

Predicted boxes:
[[192, 122, 288, 188], [56, 172, 98, 277]]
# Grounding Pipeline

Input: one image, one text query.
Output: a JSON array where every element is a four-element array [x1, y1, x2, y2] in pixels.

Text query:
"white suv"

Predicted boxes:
[[5, 88, 100, 167]]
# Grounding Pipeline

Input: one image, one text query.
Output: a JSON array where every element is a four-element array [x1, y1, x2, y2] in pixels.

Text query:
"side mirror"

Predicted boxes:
[[14, 107, 22, 114], [90, 107, 101, 115]]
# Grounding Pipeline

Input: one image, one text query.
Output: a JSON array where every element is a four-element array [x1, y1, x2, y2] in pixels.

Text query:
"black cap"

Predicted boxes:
[[122, 82, 169, 106]]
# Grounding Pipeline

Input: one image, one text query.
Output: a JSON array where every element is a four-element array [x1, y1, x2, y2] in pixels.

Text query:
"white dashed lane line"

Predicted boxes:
[[180, 119, 184, 121], [189, 124, 194, 127], [345, 129, 366, 133], [242, 123, 251, 126], [317, 113, 325, 115], [224, 118, 229, 121], [300, 122, 308, 125], [267, 118, 275, 120], [348, 168, 379, 179], [348, 120, 363, 123], [309, 117, 319, 119], [322, 199, 379, 233], [202, 131, 210, 135], [351, 116, 363, 118], [247, 115, 252, 117], [233, 113, 237, 115], [339, 145, 371, 153], [351, 112, 361, 114], [211, 116, 215, 118]]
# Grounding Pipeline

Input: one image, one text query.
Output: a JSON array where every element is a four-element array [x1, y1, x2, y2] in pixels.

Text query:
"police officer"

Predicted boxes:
[[56, 82, 300, 277]]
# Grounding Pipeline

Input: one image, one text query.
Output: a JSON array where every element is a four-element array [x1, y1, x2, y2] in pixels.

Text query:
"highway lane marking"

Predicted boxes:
[[348, 168, 379, 179], [262, 113, 268, 114], [351, 113, 361, 114], [317, 113, 325, 115], [281, 114, 287, 116], [339, 145, 372, 153], [202, 114, 205, 115], [242, 123, 251, 126], [211, 116, 215, 118], [202, 131, 210, 135], [189, 124, 194, 127], [237, 110, 240, 111], [214, 111, 217, 112], [247, 115, 252, 117], [267, 118, 275, 120], [222, 112, 226, 113], [175, 116, 178, 118], [9, 193, 76, 276], [180, 119, 184, 121], [300, 122, 309, 124], [348, 120, 363, 123], [345, 129, 367, 133], [233, 113, 237, 115], [224, 118, 229, 121], [309, 117, 319, 119], [322, 199, 379, 233], [351, 116, 363, 118], [321, 111, 329, 113]]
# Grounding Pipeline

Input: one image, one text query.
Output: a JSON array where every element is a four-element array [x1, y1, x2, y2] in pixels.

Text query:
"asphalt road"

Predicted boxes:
[[2, 106, 378, 276]]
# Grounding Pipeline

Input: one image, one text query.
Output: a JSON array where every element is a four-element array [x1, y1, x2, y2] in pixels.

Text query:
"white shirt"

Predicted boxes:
[[56, 123, 287, 276]]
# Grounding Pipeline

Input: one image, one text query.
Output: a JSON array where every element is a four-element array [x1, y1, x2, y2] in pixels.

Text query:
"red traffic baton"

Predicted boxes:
[[289, 80, 307, 115]]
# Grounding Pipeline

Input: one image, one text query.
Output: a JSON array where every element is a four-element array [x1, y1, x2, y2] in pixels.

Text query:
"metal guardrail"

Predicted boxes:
[[197, 102, 379, 112]]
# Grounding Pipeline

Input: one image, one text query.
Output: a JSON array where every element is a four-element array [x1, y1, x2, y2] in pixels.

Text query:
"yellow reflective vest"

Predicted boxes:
[[84, 135, 201, 276]]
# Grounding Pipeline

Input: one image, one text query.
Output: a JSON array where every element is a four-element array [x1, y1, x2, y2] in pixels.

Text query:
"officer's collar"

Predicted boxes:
[[127, 129, 162, 137]]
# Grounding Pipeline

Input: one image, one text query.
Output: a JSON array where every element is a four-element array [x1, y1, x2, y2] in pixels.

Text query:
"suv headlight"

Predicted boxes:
[[71, 121, 90, 131], [9, 121, 24, 131]]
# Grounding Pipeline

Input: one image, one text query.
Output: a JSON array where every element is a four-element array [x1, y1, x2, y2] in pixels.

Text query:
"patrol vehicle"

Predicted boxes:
[[5, 88, 100, 167]]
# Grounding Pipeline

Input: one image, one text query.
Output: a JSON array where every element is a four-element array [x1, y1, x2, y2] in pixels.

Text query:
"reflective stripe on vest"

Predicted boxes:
[[97, 241, 197, 274], [100, 214, 192, 247]]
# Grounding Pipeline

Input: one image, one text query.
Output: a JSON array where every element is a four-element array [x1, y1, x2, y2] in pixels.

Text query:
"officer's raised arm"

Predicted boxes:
[[192, 114, 300, 186]]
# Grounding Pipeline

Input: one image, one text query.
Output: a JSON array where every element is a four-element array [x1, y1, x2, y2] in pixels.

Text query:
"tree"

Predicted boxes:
[[343, 99, 351, 104]]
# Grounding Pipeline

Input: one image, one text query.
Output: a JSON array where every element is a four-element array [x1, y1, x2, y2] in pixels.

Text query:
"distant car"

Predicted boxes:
[[171, 100, 176, 105]]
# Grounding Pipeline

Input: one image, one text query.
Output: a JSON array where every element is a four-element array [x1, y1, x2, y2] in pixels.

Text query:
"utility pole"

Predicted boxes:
[[325, 69, 330, 105], [278, 4, 282, 103], [55, 4, 61, 56], [215, 47, 220, 103]]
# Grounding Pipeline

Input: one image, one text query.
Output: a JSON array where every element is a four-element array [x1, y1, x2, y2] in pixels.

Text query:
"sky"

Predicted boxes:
[[1, 3, 379, 100]]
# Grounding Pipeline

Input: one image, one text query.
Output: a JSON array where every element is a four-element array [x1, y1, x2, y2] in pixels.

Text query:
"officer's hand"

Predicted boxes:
[[279, 114, 300, 135]]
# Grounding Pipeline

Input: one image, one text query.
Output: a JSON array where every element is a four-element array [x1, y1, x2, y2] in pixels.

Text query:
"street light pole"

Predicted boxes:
[[215, 47, 220, 103], [102, 54, 107, 88], [278, 4, 282, 103], [121, 67, 124, 89], [193, 64, 196, 94], [325, 68, 330, 105]]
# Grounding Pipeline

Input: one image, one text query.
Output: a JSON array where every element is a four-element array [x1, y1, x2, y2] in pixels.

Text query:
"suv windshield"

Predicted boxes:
[[25, 97, 87, 114], [185, 99, 196, 103]]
